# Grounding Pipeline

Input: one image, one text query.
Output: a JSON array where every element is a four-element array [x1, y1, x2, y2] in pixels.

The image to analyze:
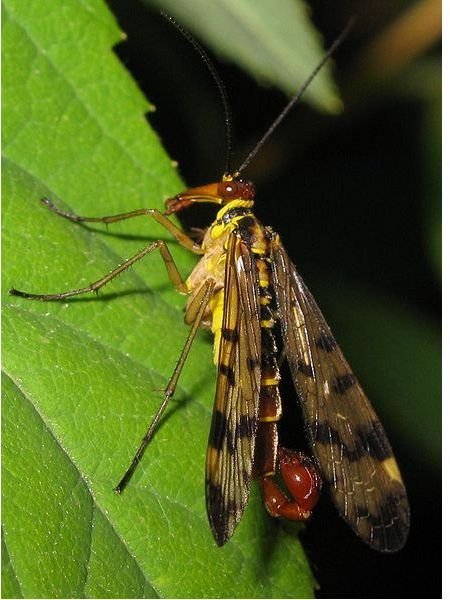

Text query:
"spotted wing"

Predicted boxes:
[[206, 232, 261, 546], [272, 238, 410, 552]]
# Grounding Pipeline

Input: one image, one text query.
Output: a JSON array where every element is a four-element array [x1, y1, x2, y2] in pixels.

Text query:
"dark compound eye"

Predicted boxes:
[[219, 180, 239, 198], [218, 179, 255, 200]]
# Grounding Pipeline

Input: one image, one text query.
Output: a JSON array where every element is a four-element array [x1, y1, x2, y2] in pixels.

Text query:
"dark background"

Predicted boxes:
[[106, 1, 441, 597]]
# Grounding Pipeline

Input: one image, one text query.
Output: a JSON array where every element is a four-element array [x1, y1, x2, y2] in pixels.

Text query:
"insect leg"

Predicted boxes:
[[40, 197, 203, 253], [9, 239, 190, 300], [114, 277, 215, 494]]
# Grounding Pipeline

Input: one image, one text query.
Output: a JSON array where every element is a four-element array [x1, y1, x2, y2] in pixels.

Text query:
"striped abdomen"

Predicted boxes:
[[236, 216, 283, 479]]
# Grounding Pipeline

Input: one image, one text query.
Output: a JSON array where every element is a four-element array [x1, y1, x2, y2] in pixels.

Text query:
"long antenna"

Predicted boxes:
[[161, 12, 234, 176], [237, 18, 355, 174]]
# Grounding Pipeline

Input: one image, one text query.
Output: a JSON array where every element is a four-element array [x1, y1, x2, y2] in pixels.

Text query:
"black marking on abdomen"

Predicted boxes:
[[260, 305, 274, 323], [261, 327, 278, 355], [262, 351, 278, 371], [259, 288, 272, 302]]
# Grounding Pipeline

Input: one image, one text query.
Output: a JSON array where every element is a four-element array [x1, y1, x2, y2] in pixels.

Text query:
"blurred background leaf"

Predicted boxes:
[[145, 0, 341, 110]]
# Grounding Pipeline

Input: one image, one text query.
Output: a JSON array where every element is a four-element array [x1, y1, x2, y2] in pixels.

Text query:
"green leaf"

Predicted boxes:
[[1, 529, 22, 599], [145, 0, 341, 111], [2, 1, 316, 597]]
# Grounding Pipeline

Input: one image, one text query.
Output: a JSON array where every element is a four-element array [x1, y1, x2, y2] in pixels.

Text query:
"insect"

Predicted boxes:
[[10, 15, 410, 552]]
